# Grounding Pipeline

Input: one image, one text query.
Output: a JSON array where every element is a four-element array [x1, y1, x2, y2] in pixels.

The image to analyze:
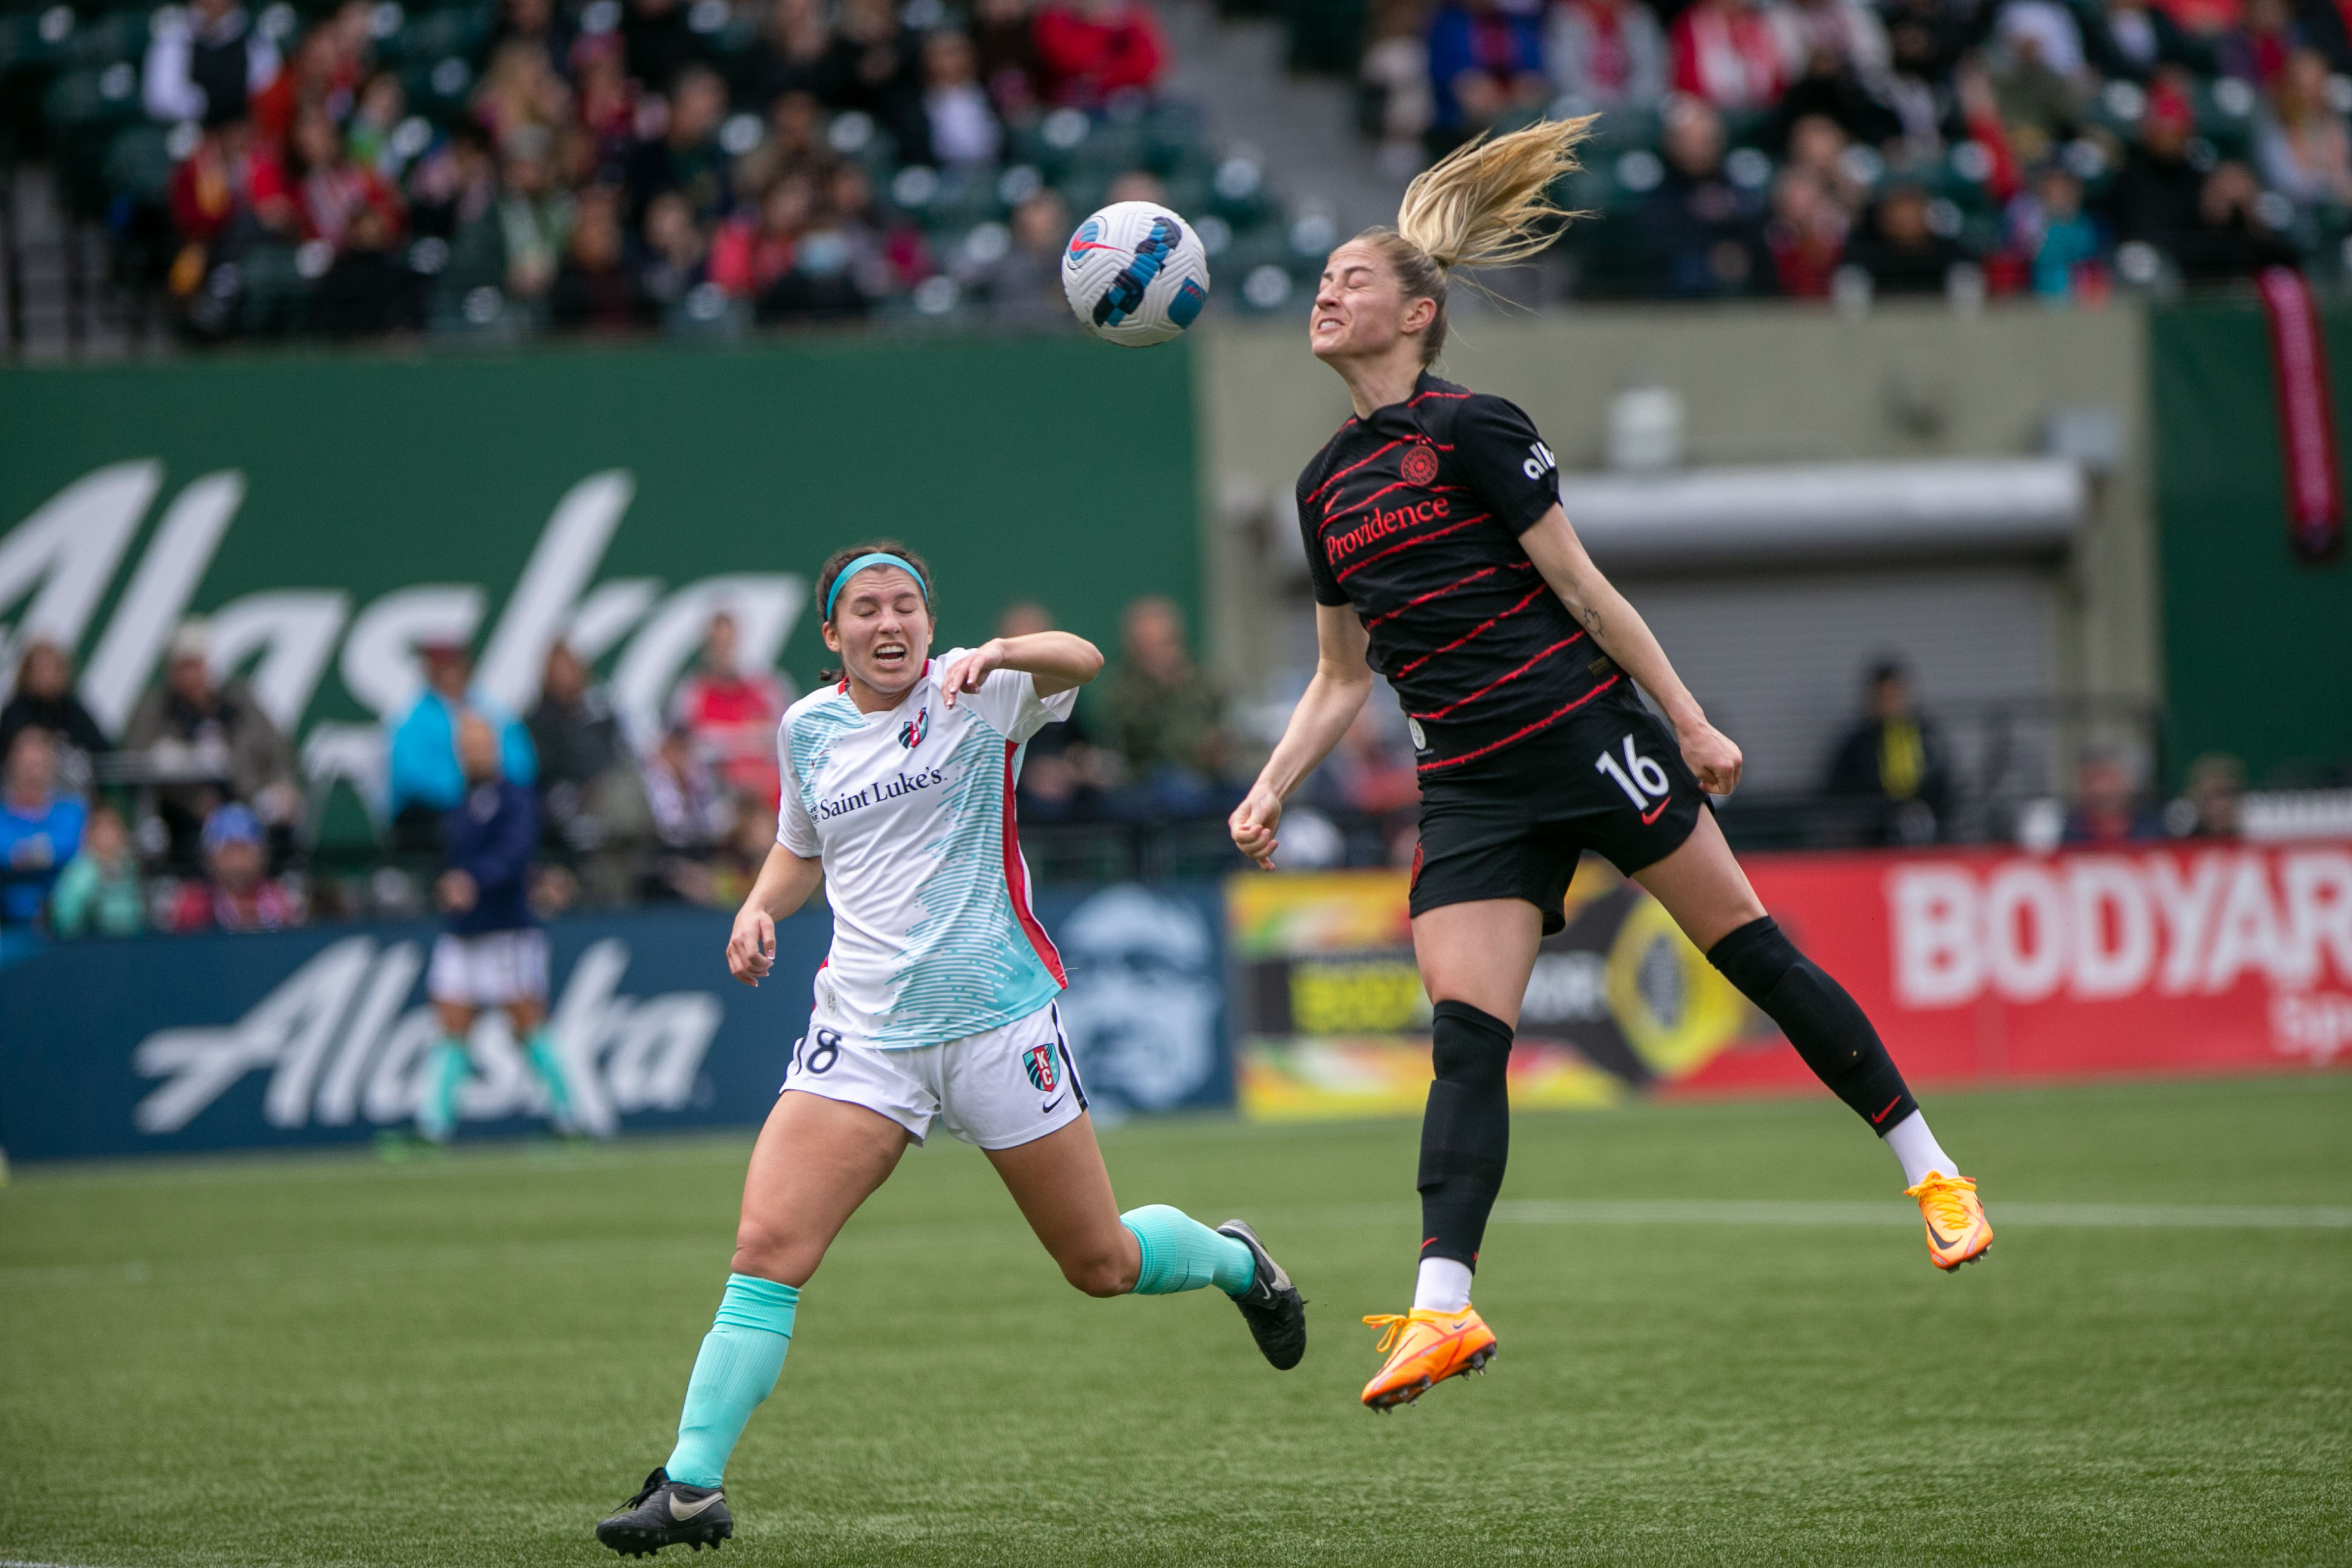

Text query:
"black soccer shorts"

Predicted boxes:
[[1408, 689, 1710, 935]]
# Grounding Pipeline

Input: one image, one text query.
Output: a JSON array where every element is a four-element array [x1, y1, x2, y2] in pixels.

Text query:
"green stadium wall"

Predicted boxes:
[[2150, 303, 2352, 787], [0, 336, 1199, 844]]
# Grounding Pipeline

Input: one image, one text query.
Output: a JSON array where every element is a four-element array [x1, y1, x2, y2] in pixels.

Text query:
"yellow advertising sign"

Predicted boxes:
[[1227, 865, 1751, 1122]]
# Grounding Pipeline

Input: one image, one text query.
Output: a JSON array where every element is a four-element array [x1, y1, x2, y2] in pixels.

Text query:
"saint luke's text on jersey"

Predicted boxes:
[[814, 767, 948, 821]]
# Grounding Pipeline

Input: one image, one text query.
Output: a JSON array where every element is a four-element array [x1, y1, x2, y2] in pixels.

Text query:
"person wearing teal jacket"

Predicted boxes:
[[387, 642, 536, 844]]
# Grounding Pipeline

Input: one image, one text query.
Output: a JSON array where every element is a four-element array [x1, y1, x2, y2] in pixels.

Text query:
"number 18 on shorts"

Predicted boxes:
[[780, 1001, 1088, 1151]]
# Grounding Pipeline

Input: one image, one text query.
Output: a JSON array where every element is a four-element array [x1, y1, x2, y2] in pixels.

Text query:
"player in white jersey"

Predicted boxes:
[[598, 542, 1307, 1558]]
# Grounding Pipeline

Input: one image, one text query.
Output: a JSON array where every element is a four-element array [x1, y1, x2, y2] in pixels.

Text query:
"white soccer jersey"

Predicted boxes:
[[776, 652, 1077, 1048]]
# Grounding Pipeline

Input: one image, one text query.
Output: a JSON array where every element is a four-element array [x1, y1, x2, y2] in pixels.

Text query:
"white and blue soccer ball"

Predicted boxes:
[[1061, 201, 1210, 347]]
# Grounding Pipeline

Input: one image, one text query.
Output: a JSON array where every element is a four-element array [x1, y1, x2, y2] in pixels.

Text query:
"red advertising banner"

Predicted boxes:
[[1683, 838, 2352, 1096]]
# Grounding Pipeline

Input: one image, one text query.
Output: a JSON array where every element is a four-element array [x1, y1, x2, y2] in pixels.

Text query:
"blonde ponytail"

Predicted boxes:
[[1356, 115, 1597, 364], [1397, 115, 1597, 272]]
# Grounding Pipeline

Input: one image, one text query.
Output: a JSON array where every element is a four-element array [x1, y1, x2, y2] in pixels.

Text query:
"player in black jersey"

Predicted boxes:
[[1229, 117, 1994, 1412]]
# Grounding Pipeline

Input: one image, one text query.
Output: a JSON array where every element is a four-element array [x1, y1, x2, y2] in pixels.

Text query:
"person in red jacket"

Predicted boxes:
[[1031, 0, 1166, 105], [668, 610, 790, 809]]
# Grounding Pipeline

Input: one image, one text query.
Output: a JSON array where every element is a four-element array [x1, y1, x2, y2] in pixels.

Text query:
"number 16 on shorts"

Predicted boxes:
[[1595, 734, 1671, 818]]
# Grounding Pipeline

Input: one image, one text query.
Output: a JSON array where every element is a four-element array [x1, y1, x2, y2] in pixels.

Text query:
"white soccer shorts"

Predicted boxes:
[[780, 997, 1088, 1149], [427, 928, 551, 1008]]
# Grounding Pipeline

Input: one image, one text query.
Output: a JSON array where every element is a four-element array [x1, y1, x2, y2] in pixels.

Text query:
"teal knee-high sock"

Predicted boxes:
[[1120, 1204, 1257, 1297], [665, 1274, 799, 1489], [417, 1039, 469, 1142], [521, 1030, 575, 1129]]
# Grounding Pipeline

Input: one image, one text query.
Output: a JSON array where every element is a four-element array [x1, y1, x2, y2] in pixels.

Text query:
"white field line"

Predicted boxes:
[[1489, 1200, 2352, 1228], [4, 1202, 2345, 1294], [0, 1558, 117, 1567]]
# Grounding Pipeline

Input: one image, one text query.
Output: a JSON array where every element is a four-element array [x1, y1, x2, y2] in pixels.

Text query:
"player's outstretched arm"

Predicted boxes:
[[725, 844, 823, 987], [938, 633, 1104, 705], [1518, 505, 1744, 796], [1230, 602, 1374, 870]]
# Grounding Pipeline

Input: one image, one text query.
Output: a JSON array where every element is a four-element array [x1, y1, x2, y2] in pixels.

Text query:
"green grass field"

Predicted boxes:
[[2, 1076, 2347, 1567]]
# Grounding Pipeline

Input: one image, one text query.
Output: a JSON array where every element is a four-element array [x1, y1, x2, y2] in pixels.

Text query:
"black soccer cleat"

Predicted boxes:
[[596, 1467, 733, 1557], [1217, 1218, 1307, 1370]]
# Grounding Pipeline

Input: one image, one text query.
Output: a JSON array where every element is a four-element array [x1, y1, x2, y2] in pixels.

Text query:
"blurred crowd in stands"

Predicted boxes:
[[0, 596, 2272, 936], [100, 0, 1195, 335], [1354, 0, 2352, 297]]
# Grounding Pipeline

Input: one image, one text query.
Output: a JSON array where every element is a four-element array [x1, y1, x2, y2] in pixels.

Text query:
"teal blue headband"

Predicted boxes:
[[824, 553, 928, 622]]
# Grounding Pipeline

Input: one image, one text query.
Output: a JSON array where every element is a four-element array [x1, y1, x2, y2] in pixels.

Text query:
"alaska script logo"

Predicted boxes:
[[1325, 496, 1451, 563], [814, 767, 947, 821]]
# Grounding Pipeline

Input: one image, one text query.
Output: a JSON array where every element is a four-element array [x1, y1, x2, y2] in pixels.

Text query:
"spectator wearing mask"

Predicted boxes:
[[1033, 0, 1168, 106], [50, 800, 145, 938], [387, 642, 538, 846], [1106, 595, 1232, 814], [123, 618, 302, 865], [0, 727, 83, 927], [668, 611, 788, 807], [1841, 181, 1971, 294], [1639, 96, 1774, 296], [915, 29, 1004, 168], [1824, 660, 1952, 844], [415, 710, 581, 1143], [2174, 159, 2304, 279], [164, 803, 303, 932], [1426, 0, 1549, 149], [1547, 0, 1668, 113], [144, 0, 282, 126], [1, 639, 109, 792], [1670, 0, 1797, 112], [2064, 750, 2163, 843]]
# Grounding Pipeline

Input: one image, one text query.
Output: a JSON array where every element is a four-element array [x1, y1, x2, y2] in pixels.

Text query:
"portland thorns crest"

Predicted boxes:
[[899, 707, 929, 750], [1400, 442, 1440, 486], [1022, 1043, 1058, 1092]]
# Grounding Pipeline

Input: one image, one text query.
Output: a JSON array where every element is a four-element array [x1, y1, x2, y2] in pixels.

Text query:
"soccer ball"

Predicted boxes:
[[1061, 201, 1210, 347]]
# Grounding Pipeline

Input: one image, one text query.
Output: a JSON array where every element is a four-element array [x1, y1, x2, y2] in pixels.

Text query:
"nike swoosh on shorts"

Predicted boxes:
[[1039, 1094, 1067, 1114]]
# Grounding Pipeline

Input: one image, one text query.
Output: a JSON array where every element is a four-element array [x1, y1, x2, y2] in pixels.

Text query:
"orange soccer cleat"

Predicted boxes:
[[1907, 1171, 1993, 1270], [1358, 1307, 1498, 1411]]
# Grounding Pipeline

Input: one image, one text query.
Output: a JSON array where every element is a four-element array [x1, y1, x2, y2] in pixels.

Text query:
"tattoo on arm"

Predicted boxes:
[[1579, 604, 1604, 641]]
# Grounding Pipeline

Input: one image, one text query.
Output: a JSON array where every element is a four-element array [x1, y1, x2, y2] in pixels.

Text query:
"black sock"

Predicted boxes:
[[1418, 1000, 1514, 1270], [1707, 916, 1918, 1134]]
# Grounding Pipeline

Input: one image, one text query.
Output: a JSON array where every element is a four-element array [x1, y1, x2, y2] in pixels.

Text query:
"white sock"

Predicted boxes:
[[1412, 1257, 1474, 1314], [1883, 1110, 1959, 1188]]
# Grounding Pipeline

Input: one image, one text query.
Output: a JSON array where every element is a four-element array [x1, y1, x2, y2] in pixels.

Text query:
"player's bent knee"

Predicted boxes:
[[731, 1222, 823, 1289], [1059, 1245, 1136, 1298]]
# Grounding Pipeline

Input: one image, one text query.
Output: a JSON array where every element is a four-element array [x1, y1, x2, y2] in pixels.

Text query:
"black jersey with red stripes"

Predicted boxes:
[[1296, 371, 1620, 774]]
